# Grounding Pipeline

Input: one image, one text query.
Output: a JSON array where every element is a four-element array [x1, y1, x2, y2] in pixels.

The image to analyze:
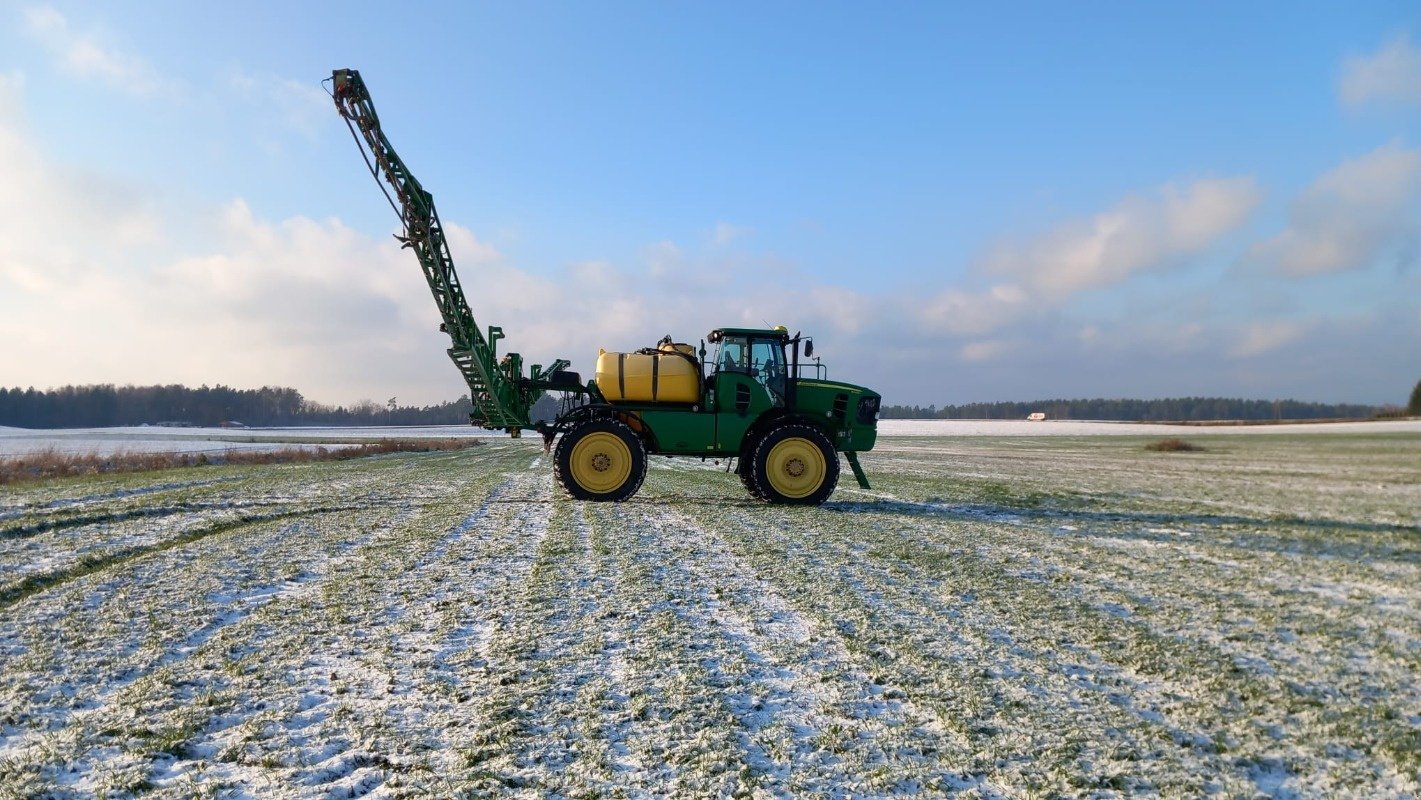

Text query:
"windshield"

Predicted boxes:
[[715, 335, 785, 406]]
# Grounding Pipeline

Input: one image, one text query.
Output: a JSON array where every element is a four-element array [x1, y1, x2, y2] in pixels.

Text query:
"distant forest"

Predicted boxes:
[[880, 398, 1382, 421], [0, 384, 476, 429]]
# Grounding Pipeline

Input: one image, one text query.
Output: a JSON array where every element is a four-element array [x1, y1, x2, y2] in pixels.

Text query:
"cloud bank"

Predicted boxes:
[[1340, 34, 1421, 108], [982, 177, 1262, 297], [1248, 142, 1421, 276], [917, 176, 1261, 343], [22, 6, 171, 96]]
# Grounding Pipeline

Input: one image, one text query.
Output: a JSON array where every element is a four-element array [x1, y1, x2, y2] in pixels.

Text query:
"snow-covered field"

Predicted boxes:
[[1, 429, 1418, 797], [4, 418, 1417, 458], [876, 417, 1421, 436]]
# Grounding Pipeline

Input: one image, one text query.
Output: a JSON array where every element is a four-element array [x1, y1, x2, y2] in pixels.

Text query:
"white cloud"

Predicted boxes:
[[1067, 317, 1210, 358], [959, 339, 1017, 363], [645, 240, 683, 277], [918, 284, 1029, 335], [1340, 34, 1421, 108], [0, 71, 24, 120], [228, 70, 332, 140], [0, 76, 162, 292], [804, 286, 874, 336], [11, 198, 438, 401], [1228, 320, 1306, 359], [569, 259, 617, 285], [0, 73, 443, 400], [983, 177, 1261, 296], [1248, 142, 1421, 276], [712, 221, 750, 245], [914, 176, 1258, 346], [22, 6, 171, 96]]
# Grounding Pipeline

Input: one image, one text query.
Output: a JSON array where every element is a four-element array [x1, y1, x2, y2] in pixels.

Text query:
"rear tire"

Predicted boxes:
[[554, 419, 647, 501], [750, 423, 839, 505]]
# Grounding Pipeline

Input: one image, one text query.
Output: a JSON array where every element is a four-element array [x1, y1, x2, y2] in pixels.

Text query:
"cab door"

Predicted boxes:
[[713, 371, 772, 451], [710, 334, 780, 451]]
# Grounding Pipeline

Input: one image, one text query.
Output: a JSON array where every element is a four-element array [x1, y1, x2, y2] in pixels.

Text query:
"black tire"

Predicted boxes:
[[553, 419, 647, 502], [750, 423, 839, 505], [737, 448, 765, 501]]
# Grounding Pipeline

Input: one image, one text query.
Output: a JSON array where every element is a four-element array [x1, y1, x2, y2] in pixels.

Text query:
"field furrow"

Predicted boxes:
[[1, 433, 1417, 797]]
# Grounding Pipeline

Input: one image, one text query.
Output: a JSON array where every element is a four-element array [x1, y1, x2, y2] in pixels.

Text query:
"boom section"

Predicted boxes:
[[330, 68, 566, 431]]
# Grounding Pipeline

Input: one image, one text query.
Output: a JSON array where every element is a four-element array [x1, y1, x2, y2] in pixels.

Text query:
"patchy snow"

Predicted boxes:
[[7, 418, 1417, 461], [0, 433, 1417, 797], [5, 418, 1417, 461]]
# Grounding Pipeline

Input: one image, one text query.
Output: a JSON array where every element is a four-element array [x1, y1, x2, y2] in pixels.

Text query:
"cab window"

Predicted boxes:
[[749, 338, 786, 404], [715, 336, 749, 373], [715, 335, 786, 406]]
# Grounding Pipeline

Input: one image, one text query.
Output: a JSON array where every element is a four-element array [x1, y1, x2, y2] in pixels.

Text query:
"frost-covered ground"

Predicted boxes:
[[0, 430, 1418, 797]]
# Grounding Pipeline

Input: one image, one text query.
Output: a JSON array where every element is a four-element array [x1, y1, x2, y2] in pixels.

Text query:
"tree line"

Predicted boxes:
[[0, 384, 475, 429], [880, 397, 1386, 421]]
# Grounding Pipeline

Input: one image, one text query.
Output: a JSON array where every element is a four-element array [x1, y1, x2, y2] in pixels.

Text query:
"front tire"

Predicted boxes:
[[554, 419, 647, 501], [750, 423, 839, 505]]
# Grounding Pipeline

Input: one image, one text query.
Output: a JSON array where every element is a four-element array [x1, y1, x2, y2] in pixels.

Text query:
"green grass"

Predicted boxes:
[[0, 434, 1417, 797]]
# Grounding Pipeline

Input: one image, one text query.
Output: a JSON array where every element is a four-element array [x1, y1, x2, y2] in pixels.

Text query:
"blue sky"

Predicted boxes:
[[1, 2, 1419, 407]]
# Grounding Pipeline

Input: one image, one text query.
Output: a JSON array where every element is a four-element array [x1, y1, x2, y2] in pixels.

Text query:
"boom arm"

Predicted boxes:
[[329, 68, 568, 433]]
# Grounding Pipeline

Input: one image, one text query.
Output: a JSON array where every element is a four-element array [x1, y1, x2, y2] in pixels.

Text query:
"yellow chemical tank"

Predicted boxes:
[[596, 343, 701, 403]]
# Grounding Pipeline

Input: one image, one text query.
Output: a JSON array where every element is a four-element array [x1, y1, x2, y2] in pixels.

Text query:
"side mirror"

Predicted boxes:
[[804, 339, 814, 358]]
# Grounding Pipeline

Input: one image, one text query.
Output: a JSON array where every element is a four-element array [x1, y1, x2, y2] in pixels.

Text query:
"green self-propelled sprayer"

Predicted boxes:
[[330, 68, 881, 505]]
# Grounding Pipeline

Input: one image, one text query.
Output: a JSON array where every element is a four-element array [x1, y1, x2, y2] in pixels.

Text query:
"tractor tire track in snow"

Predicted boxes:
[[0, 504, 381, 609], [1, 435, 1418, 798], [0, 476, 245, 522], [0, 452, 477, 797], [637, 502, 985, 796], [190, 460, 545, 797], [832, 484, 1421, 786]]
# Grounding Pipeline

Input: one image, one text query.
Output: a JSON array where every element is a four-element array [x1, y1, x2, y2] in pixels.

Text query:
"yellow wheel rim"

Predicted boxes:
[[569, 432, 633, 494], [765, 437, 826, 499]]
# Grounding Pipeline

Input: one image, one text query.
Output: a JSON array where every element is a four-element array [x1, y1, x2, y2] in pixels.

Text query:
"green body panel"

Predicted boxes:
[[630, 408, 718, 455], [712, 372, 777, 451], [794, 379, 881, 452]]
